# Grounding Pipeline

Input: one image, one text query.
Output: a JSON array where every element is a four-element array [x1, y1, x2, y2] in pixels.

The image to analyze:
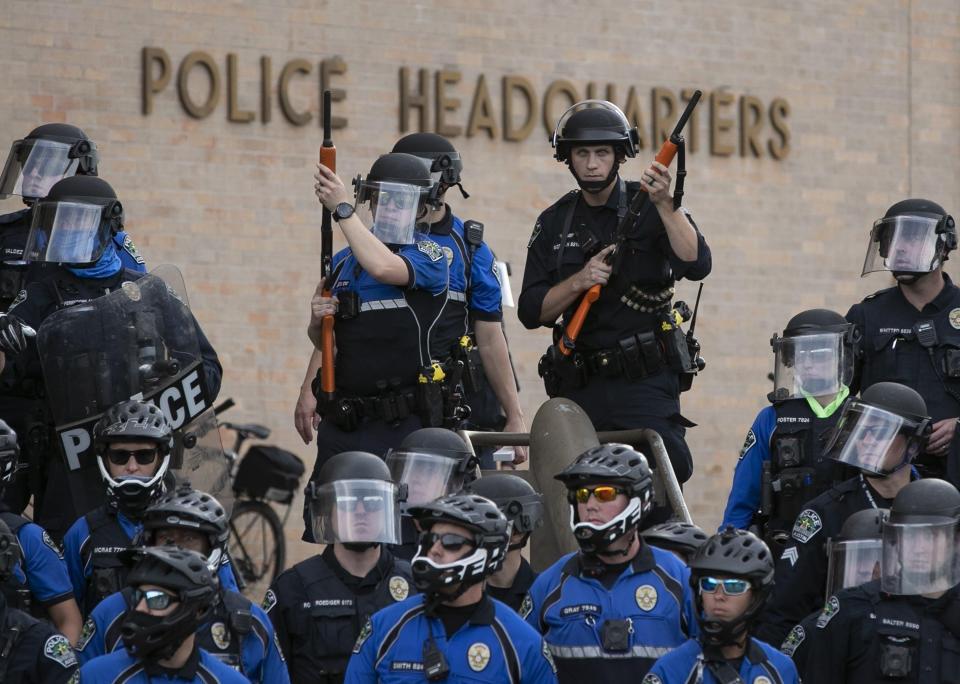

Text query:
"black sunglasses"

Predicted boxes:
[[420, 531, 475, 553], [132, 588, 177, 611], [105, 448, 158, 466]]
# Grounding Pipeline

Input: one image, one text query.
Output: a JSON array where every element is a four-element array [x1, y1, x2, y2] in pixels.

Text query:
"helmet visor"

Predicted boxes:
[[386, 450, 463, 508], [772, 332, 849, 401], [825, 402, 922, 476], [308, 479, 401, 545], [881, 520, 960, 595], [862, 216, 942, 275], [356, 181, 423, 246], [825, 538, 882, 597], [0, 139, 79, 200], [25, 199, 114, 264], [552, 100, 636, 157]]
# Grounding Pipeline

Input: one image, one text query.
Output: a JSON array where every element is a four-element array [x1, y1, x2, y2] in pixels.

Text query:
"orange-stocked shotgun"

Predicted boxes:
[[318, 90, 336, 403]]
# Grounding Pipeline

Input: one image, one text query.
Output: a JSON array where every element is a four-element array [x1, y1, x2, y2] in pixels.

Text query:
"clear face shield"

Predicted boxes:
[[0, 139, 80, 201], [825, 402, 926, 476], [825, 538, 883, 597], [24, 199, 117, 265], [862, 216, 944, 275], [355, 181, 424, 246], [385, 451, 464, 508], [771, 332, 850, 400], [308, 479, 401, 545], [881, 520, 960, 595]]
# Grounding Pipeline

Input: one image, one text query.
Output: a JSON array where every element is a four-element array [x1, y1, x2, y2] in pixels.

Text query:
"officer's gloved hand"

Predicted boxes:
[[0, 314, 31, 356]]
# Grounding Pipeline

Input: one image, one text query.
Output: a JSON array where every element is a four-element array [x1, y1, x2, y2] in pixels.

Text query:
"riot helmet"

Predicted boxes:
[[641, 521, 709, 563], [551, 100, 639, 193], [825, 508, 888, 598], [0, 419, 19, 487], [141, 485, 229, 575], [0, 123, 99, 202], [555, 443, 654, 555], [24, 175, 124, 266], [386, 428, 479, 508], [0, 519, 22, 583], [466, 474, 544, 551], [306, 451, 402, 547], [93, 399, 173, 518], [408, 493, 510, 602], [881, 478, 960, 595], [770, 309, 858, 401], [688, 526, 774, 648], [391, 133, 468, 198], [120, 546, 217, 662], [825, 382, 931, 477], [862, 199, 956, 279], [352, 153, 439, 246]]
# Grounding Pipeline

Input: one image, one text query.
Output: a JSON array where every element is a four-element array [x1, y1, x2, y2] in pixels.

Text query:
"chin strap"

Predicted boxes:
[[568, 161, 620, 194]]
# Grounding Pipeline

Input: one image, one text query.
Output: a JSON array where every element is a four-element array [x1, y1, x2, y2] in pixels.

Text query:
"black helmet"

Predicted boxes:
[[552, 101, 640, 162], [825, 509, 889, 598], [688, 526, 774, 647], [862, 382, 929, 421], [641, 521, 709, 561], [120, 546, 217, 662], [555, 443, 654, 554], [25, 123, 99, 175], [93, 400, 173, 518], [354, 152, 439, 207], [0, 419, 19, 486], [45, 175, 123, 232], [387, 429, 479, 507], [864, 198, 956, 277], [141, 485, 229, 574], [0, 123, 98, 203], [889, 478, 960, 525], [391, 133, 467, 197], [466, 474, 544, 548], [0, 519, 22, 583], [837, 508, 889, 541], [408, 493, 510, 601], [317, 450, 393, 483]]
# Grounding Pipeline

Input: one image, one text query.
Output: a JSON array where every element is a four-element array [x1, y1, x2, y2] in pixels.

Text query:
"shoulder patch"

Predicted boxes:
[[738, 428, 757, 460], [816, 596, 840, 629], [43, 634, 77, 669], [42, 529, 64, 560], [417, 239, 443, 262], [542, 639, 557, 674], [527, 220, 542, 249], [780, 623, 805, 656], [353, 617, 373, 654], [261, 589, 277, 613], [122, 235, 145, 265], [792, 509, 823, 543], [642, 675, 663, 684], [519, 593, 533, 619], [77, 617, 96, 651], [8, 288, 26, 311]]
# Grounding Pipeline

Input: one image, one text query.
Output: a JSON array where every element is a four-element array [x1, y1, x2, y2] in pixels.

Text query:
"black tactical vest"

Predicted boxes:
[[81, 507, 132, 617], [0, 512, 33, 615]]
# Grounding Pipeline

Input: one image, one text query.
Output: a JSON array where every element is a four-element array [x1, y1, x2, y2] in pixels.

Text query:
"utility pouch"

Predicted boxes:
[[417, 366, 446, 428]]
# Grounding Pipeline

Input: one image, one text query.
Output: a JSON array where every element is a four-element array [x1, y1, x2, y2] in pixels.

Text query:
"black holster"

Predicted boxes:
[[538, 344, 586, 397], [417, 374, 445, 428]]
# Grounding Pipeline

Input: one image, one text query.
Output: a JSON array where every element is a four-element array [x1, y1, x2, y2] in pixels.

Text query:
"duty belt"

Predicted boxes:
[[582, 331, 664, 381]]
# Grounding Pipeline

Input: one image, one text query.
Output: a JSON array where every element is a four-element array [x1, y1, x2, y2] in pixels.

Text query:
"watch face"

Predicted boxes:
[[336, 203, 353, 220]]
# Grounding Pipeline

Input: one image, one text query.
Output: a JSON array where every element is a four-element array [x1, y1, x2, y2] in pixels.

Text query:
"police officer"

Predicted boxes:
[[0, 419, 82, 644], [524, 443, 697, 681], [345, 492, 558, 683], [78, 546, 247, 683], [391, 132, 527, 466], [518, 100, 711, 486], [722, 309, 859, 551], [0, 175, 220, 539], [385, 427, 480, 560], [266, 450, 412, 683], [643, 527, 799, 684], [755, 381, 930, 646], [466, 473, 544, 611], [0, 518, 79, 682], [640, 521, 708, 564], [779, 508, 888, 674], [76, 485, 287, 682], [802, 478, 960, 683], [847, 199, 960, 485], [304, 153, 449, 523]]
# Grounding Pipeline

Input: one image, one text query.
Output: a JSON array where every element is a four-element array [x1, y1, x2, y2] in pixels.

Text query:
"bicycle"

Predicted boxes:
[[214, 399, 305, 600]]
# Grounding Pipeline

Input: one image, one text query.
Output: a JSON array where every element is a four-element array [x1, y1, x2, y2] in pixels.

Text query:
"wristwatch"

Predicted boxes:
[[333, 203, 355, 222]]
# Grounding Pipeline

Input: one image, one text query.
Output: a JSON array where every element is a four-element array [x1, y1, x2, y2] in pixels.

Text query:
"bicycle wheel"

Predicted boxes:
[[228, 499, 285, 600]]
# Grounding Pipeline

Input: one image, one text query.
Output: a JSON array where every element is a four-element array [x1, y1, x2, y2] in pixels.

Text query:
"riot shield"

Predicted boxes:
[[37, 265, 229, 515]]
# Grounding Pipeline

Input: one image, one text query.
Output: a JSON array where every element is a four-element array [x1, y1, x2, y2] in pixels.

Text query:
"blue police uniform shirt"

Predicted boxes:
[[12, 519, 74, 607], [114, 231, 146, 273], [642, 637, 800, 684], [78, 646, 249, 683], [524, 544, 697, 682], [329, 236, 449, 396], [345, 593, 558, 684], [75, 588, 290, 683], [721, 406, 778, 529], [63, 511, 239, 608]]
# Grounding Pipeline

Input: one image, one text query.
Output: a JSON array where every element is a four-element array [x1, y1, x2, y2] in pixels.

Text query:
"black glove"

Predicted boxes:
[[0, 315, 29, 356]]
